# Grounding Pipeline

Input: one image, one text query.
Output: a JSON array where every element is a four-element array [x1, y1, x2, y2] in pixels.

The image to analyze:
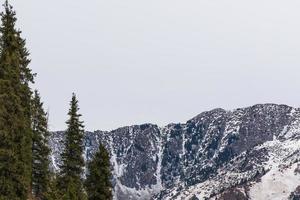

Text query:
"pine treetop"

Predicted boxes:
[[59, 93, 86, 200]]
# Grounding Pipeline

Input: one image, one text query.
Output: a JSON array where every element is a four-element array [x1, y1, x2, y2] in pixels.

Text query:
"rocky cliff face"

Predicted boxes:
[[49, 104, 300, 200]]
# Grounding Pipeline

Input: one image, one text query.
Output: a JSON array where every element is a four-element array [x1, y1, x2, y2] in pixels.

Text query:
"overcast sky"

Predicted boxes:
[[12, 0, 300, 131]]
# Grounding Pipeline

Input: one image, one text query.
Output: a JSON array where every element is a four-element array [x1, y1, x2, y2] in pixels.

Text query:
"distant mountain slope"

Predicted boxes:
[[49, 104, 300, 200]]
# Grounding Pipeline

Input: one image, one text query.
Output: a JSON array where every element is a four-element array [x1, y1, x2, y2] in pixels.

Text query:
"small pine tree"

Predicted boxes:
[[85, 144, 112, 200], [31, 90, 51, 200], [59, 93, 86, 200]]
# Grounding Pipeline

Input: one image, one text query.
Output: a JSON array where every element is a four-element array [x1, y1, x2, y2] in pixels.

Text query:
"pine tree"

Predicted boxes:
[[85, 144, 112, 200], [0, 1, 34, 199], [31, 90, 51, 200], [59, 93, 86, 200]]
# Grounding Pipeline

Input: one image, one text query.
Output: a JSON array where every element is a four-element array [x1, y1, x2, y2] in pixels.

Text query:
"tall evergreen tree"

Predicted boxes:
[[59, 93, 86, 200], [0, 1, 34, 199], [31, 90, 51, 200], [85, 144, 112, 200]]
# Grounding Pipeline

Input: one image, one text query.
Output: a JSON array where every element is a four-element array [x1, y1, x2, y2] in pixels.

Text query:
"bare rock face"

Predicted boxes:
[[290, 186, 300, 200], [49, 104, 300, 200], [214, 188, 248, 200]]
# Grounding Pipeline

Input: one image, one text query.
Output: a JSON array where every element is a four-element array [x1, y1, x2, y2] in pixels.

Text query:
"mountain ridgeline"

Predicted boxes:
[[50, 104, 300, 200]]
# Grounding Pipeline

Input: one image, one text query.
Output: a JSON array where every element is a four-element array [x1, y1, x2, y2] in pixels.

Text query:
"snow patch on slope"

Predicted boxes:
[[284, 108, 300, 139], [249, 137, 300, 200], [152, 131, 163, 193], [249, 162, 300, 200]]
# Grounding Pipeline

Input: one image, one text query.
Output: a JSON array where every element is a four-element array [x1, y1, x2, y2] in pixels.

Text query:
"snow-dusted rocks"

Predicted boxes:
[[49, 104, 300, 200]]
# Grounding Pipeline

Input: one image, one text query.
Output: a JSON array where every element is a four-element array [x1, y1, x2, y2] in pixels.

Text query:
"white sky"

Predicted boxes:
[[12, 0, 300, 131]]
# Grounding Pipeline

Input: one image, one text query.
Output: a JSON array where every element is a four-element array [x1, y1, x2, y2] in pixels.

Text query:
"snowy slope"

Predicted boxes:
[[248, 138, 300, 200]]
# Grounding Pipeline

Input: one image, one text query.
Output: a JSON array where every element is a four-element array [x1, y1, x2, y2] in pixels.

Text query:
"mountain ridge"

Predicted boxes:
[[50, 103, 300, 200], [69, 103, 292, 133]]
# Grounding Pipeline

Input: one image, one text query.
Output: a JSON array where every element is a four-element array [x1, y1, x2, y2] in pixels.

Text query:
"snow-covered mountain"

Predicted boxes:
[[49, 104, 300, 200]]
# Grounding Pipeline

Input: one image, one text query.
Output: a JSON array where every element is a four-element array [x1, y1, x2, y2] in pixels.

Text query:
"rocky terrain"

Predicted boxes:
[[49, 104, 300, 200]]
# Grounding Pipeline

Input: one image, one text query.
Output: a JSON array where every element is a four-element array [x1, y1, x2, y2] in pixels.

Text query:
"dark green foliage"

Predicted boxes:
[[0, 1, 34, 199], [59, 93, 86, 200], [85, 144, 112, 200], [0, 80, 27, 200], [44, 175, 62, 200], [31, 90, 51, 200]]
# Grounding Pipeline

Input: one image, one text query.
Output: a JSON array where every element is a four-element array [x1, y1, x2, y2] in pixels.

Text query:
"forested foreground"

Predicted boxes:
[[0, 1, 112, 200]]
